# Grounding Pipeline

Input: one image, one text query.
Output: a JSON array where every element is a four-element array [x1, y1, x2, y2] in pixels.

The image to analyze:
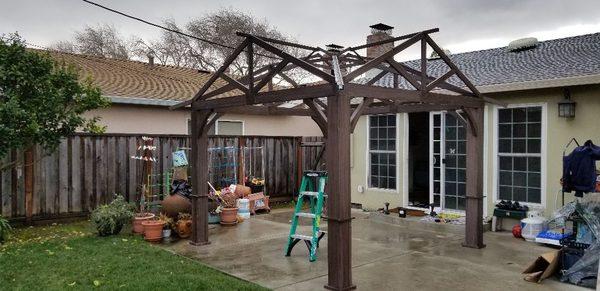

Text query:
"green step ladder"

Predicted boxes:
[[285, 171, 327, 262]]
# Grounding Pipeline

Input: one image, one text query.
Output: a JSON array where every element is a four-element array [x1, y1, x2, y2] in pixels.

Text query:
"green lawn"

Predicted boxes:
[[0, 221, 268, 290]]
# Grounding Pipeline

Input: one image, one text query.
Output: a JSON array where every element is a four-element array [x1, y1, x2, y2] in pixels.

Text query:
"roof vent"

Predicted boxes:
[[507, 37, 538, 52], [326, 43, 344, 52], [428, 49, 451, 60]]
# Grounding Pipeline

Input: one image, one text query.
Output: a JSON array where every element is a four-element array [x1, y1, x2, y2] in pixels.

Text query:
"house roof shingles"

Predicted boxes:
[[369, 32, 600, 92], [38, 49, 227, 102]]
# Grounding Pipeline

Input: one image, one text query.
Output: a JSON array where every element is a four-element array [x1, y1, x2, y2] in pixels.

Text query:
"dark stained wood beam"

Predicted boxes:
[[386, 59, 420, 90], [345, 83, 484, 107], [424, 70, 455, 92], [324, 90, 355, 291], [171, 38, 250, 109], [342, 28, 439, 52], [362, 103, 465, 114], [244, 34, 336, 83], [304, 99, 328, 136], [190, 109, 211, 246], [193, 84, 335, 110], [246, 42, 255, 104], [215, 105, 311, 116], [254, 61, 289, 93], [344, 33, 423, 82], [350, 98, 372, 132], [220, 73, 248, 94], [462, 106, 485, 249]]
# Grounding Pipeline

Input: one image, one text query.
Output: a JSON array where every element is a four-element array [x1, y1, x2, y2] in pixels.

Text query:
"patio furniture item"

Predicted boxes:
[[285, 171, 327, 262], [491, 208, 527, 232], [247, 193, 270, 214]]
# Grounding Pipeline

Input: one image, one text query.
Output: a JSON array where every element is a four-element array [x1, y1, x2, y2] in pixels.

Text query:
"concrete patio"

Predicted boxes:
[[163, 209, 585, 290]]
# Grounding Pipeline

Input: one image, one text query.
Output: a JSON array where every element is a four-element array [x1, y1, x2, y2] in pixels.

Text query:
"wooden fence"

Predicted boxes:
[[0, 134, 324, 221]]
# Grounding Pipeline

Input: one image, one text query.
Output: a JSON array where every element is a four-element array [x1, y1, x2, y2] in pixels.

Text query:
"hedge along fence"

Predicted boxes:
[[0, 133, 324, 221]]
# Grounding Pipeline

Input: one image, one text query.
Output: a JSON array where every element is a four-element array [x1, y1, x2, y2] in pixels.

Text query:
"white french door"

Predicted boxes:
[[429, 112, 467, 211]]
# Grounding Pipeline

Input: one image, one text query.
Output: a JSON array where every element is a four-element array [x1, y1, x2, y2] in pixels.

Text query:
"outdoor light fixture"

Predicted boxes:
[[558, 88, 576, 118]]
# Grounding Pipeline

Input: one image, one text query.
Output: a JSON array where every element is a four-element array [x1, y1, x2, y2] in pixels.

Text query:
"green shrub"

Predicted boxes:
[[91, 195, 134, 236], [0, 215, 11, 243]]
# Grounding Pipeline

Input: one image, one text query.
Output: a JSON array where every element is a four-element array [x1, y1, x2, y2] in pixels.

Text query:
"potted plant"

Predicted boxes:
[[159, 213, 174, 239], [91, 195, 134, 236], [219, 190, 239, 225], [0, 215, 11, 243], [141, 218, 165, 243], [132, 191, 155, 234], [175, 213, 192, 238]]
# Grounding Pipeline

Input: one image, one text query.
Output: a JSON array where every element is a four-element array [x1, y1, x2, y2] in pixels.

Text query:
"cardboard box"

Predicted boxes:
[[522, 250, 561, 283]]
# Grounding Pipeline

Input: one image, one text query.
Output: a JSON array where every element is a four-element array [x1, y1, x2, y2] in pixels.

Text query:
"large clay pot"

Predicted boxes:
[[142, 220, 165, 242], [175, 219, 192, 238], [220, 208, 238, 225], [132, 213, 155, 234], [234, 185, 251, 198], [161, 194, 191, 218]]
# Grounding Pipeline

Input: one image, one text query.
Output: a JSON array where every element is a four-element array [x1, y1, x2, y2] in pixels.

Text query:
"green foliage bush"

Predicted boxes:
[[91, 195, 134, 236], [0, 215, 11, 243]]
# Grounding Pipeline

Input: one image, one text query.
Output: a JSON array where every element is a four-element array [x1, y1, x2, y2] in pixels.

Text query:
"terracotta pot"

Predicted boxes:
[[234, 185, 251, 198], [142, 220, 165, 242], [175, 219, 192, 238], [132, 213, 155, 234], [220, 207, 238, 225], [161, 194, 191, 218]]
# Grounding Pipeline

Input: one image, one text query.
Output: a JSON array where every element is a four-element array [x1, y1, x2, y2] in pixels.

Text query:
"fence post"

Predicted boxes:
[[24, 147, 34, 224], [296, 137, 303, 193], [237, 137, 246, 185]]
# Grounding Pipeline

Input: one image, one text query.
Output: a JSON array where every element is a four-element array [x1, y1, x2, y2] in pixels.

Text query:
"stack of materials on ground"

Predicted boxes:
[[526, 193, 599, 288]]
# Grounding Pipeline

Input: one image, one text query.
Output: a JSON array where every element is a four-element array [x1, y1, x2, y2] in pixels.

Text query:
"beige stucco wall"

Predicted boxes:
[[84, 104, 323, 136], [351, 84, 600, 218]]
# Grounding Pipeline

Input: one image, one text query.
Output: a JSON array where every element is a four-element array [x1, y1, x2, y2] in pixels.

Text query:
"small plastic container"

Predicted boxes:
[[521, 217, 547, 242], [237, 198, 251, 219]]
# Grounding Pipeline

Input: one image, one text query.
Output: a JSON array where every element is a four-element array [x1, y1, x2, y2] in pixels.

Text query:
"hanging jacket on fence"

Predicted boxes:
[[563, 140, 600, 195]]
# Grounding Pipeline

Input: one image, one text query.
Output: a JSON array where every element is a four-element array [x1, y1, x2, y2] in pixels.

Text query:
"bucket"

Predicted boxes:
[[237, 198, 251, 219], [521, 217, 547, 242]]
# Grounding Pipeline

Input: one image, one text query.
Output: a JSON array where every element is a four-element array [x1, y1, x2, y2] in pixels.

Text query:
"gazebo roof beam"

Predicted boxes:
[[345, 84, 484, 107], [193, 84, 335, 110], [341, 28, 439, 53], [344, 32, 423, 82]]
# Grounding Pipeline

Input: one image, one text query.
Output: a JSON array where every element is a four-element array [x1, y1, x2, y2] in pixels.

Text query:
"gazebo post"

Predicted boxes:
[[463, 107, 485, 249], [190, 109, 211, 246], [324, 90, 356, 291]]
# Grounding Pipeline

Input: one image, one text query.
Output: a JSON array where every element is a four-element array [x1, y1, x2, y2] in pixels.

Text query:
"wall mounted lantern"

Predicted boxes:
[[558, 88, 576, 118]]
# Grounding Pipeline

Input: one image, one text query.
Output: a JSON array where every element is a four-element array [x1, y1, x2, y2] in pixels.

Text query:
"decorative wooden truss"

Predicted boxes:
[[173, 28, 500, 291]]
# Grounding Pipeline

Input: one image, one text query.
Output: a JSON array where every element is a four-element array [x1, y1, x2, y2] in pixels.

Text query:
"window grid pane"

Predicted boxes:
[[369, 115, 396, 189], [497, 106, 542, 203]]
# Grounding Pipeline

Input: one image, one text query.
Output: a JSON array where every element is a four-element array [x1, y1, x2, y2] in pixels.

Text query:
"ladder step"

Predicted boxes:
[[290, 234, 313, 241], [300, 191, 319, 197], [296, 212, 316, 218]]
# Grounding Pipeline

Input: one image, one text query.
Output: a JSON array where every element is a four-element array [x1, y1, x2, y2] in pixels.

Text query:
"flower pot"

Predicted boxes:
[[208, 213, 221, 224], [220, 207, 238, 225], [161, 194, 191, 218], [175, 219, 192, 238], [142, 220, 165, 242], [132, 213, 155, 234], [162, 228, 172, 238]]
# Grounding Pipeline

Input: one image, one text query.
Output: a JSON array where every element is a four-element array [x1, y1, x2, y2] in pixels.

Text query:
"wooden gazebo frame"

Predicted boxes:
[[172, 28, 501, 291]]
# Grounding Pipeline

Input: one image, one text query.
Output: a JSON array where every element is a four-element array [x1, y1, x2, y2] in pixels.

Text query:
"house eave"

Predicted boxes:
[[477, 74, 600, 94], [106, 96, 183, 107]]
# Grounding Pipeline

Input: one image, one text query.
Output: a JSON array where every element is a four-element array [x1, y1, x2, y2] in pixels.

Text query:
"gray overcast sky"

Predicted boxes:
[[2, 0, 600, 58]]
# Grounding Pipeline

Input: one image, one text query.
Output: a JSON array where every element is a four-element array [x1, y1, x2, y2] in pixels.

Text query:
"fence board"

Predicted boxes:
[[71, 136, 82, 213], [3, 134, 322, 220]]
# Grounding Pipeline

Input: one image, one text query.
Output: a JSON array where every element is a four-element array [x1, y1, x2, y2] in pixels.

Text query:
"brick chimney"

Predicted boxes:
[[366, 23, 394, 58]]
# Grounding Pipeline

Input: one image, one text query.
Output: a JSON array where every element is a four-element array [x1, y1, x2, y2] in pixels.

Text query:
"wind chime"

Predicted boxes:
[[130, 136, 157, 212]]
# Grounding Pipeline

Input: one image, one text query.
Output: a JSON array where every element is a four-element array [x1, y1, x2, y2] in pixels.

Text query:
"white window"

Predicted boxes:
[[213, 120, 244, 136], [368, 115, 397, 189], [496, 106, 543, 204]]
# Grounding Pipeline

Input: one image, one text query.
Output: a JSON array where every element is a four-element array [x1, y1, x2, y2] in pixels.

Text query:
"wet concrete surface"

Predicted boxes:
[[163, 209, 586, 290]]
